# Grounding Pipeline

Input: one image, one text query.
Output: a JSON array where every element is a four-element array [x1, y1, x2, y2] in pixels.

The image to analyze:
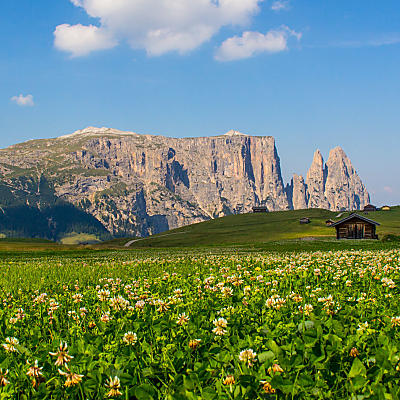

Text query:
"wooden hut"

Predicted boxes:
[[252, 206, 268, 213], [325, 219, 335, 227], [331, 214, 380, 240], [381, 205, 391, 211], [363, 204, 377, 212]]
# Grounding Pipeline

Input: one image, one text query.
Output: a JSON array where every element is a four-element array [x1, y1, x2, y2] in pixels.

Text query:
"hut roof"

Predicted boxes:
[[331, 213, 380, 227]]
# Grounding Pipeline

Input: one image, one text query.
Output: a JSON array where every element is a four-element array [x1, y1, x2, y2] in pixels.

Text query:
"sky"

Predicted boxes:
[[0, 0, 399, 206]]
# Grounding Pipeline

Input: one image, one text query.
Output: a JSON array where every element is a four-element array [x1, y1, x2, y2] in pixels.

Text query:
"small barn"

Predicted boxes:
[[300, 217, 311, 224], [325, 219, 335, 227], [331, 214, 380, 240], [364, 204, 377, 212], [252, 206, 268, 213]]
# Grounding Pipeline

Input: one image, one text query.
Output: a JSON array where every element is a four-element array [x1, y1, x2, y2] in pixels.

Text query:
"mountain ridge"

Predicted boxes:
[[0, 127, 370, 239]]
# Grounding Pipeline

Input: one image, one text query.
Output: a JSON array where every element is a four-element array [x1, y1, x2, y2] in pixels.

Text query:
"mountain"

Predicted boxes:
[[286, 148, 370, 211], [0, 127, 370, 239]]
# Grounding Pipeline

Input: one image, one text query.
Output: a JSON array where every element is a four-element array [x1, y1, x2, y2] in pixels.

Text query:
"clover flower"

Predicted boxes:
[[391, 316, 400, 327], [0, 369, 10, 387], [238, 349, 257, 367], [110, 295, 129, 311], [72, 293, 83, 303], [268, 363, 284, 374], [27, 360, 44, 388], [261, 381, 276, 394], [101, 312, 112, 323], [189, 339, 201, 350], [135, 300, 145, 310], [122, 332, 137, 345], [350, 347, 360, 357], [176, 313, 189, 326], [49, 341, 73, 367], [2, 337, 19, 353], [212, 318, 228, 336], [105, 376, 122, 397], [298, 304, 314, 315], [223, 375, 235, 386], [97, 289, 110, 302], [58, 369, 84, 387]]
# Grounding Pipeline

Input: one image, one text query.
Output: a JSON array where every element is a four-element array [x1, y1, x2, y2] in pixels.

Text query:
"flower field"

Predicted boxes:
[[0, 249, 400, 399]]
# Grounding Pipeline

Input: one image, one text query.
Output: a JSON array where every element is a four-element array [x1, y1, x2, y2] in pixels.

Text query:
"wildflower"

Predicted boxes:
[[189, 339, 201, 350], [122, 332, 137, 345], [2, 337, 19, 353], [49, 341, 73, 367], [97, 289, 110, 302], [238, 349, 257, 367], [27, 360, 44, 388], [314, 268, 321, 276], [298, 304, 314, 315], [0, 369, 9, 387], [261, 381, 276, 394], [391, 316, 400, 327], [72, 293, 83, 303], [223, 375, 235, 386], [291, 293, 303, 303], [268, 363, 284, 374], [357, 321, 368, 332], [58, 369, 84, 387], [212, 318, 228, 336], [155, 300, 169, 313], [88, 321, 96, 329], [135, 300, 145, 310], [16, 308, 25, 320], [176, 313, 189, 326], [221, 286, 233, 297], [350, 347, 360, 357], [265, 295, 286, 310], [105, 376, 122, 397], [101, 312, 112, 323], [110, 295, 129, 311]]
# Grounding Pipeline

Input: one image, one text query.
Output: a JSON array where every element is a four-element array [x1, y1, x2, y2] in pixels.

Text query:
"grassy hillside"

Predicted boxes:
[[127, 207, 400, 248]]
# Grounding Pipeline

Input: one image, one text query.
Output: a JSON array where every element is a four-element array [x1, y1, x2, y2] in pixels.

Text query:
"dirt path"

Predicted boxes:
[[124, 231, 188, 247]]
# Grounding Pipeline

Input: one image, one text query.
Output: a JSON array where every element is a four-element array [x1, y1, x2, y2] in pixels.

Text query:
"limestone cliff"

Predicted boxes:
[[289, 147, 370, 211], [0, 127, 370, 236]]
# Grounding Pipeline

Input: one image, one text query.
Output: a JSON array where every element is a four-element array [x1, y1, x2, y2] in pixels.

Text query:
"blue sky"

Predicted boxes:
[[1, 0, 399, 205]]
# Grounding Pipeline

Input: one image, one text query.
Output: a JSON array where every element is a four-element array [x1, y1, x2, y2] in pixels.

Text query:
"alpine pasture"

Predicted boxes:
[[1, 247, 400, 399]]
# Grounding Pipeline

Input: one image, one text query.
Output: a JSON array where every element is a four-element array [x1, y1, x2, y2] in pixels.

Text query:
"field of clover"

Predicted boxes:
[[0, 249, 400, 399]]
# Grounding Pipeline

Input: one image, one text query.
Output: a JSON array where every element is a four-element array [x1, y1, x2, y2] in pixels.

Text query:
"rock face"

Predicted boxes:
[[288, 147, 370, 211], [286, 174, 308, 210], [0, 127, 370, 237], [306, 150, 329, 209]]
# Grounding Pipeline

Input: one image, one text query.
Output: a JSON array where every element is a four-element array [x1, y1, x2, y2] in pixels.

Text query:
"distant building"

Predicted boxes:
[[300, 217, 311, 224], [252, 206, 268, 213], [325, 219, 335, 226], [381, 205, 391, 211], [331, 213, 380, 240], [364, 204, 377, 212]]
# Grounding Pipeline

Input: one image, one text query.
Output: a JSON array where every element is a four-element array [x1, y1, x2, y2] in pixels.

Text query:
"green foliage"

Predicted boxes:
[[0, 249, 399, 398]]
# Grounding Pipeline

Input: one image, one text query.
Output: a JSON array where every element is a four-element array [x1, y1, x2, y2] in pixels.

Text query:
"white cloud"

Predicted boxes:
[[271, 1, 289, 11], [54, 24, 117, 57], [215, 26, 301, 61], [55, 0, 263, 57], [11, 94, 34, 107]]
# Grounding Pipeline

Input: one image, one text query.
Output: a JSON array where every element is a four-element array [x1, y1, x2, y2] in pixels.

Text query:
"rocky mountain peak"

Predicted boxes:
[[58, 126, 140, 139], [223, 130, 248, 137], [0, 127, 370, 237]]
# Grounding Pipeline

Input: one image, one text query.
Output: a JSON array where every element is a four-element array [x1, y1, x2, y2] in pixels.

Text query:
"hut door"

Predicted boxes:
[[355, 223, 364, 239], [347, 223, 365, 239]]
